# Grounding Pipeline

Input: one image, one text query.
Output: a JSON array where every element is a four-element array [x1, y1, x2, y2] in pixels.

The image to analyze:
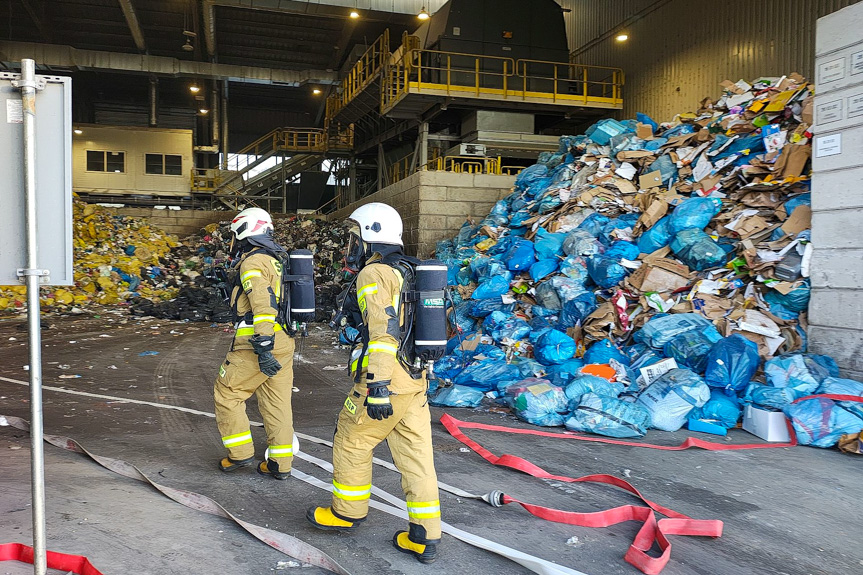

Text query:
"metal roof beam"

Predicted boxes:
[[117, 0, 148, 53], [20, 0, 54, 43], [0, 41, 338, 86]]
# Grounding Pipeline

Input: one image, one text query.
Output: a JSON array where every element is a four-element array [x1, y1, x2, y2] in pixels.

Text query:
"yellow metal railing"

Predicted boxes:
[[327, 29, 390, 119], [381, 42, 624, 113], [423, 155, 502, 176], [501, 165, 528, 176], [389, 154, 413, 185]]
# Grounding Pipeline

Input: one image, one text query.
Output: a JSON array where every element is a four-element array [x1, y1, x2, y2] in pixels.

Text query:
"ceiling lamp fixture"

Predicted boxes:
[[418, 6, 430, 20], [349, 10, 360, 19], [615, 33, 629, 42], [189, 84, 200, 93], [312, 88, 322, 95], [199, 108, 209, 115], [182, 29, 197, 52], [73, 128, 83, 135]]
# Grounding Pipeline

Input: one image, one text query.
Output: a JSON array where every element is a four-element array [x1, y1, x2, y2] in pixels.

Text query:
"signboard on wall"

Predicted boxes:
[[0, 72, 73, 285]]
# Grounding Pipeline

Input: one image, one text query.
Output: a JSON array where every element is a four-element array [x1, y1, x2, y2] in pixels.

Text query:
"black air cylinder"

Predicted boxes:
[[289, 250, 316, 323], [414, 259, 448, 361]]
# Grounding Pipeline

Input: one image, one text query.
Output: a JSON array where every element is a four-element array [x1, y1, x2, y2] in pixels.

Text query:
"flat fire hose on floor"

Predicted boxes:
[[1, 413, 589, 575], [0, 542, 104, 575], [441, 414, 724, 575], [0, 415, 351, 575]]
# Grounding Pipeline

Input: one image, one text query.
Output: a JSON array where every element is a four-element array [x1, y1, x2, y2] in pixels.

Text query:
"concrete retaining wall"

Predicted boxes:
[[809, 3, 863, 380], [329, 171, 514, 256]]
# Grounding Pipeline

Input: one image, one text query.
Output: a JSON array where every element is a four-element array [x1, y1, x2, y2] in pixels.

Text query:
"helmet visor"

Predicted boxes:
[[344, 222, 365, 272]]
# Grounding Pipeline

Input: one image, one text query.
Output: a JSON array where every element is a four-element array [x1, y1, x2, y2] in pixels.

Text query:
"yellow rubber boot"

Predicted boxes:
[[306, 506, 365, 532], [218, 455, 256, 472], [393, 524, 439, 564]]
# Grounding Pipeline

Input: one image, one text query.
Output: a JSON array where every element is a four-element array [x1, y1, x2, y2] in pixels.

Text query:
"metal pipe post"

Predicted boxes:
[[21, 57, 47, 575]]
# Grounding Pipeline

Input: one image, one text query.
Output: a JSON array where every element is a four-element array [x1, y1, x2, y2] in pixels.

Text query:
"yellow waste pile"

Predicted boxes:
[[0, 201, 180, 311]]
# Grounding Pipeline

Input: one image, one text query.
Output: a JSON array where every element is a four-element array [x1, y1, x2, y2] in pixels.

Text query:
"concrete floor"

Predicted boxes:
[[0, 312, 861, 575]]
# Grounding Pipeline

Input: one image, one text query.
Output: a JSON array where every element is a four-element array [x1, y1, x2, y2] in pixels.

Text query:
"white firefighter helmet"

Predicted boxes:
[[230, 207, 274, 240], [348, 203, 403, 246]]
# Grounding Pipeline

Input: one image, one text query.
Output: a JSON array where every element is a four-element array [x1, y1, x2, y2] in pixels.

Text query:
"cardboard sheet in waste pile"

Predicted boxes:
[[431, 73, 863, 449], [0, 201, 349, 323]]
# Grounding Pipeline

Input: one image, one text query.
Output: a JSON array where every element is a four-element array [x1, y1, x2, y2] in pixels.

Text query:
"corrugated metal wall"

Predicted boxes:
[[560, 0, 862, 121]]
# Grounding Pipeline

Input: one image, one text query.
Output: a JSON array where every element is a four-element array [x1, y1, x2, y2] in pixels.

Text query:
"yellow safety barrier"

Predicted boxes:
[[327, 29, 390, 119]]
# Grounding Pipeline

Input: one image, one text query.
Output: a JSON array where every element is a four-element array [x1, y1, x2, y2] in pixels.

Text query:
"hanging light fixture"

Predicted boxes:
[[615, 33, 629, 42], [312, 88, 322, 95], [417, 6, 430, 20], [189, 84, 201, 93], [349, 9, 360, 19], [73, 128, 83, 135], [199, 108, 209, 115]]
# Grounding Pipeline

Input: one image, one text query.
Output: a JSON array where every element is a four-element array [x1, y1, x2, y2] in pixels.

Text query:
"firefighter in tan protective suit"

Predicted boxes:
[[307, 203, 442, 564], [214, 207, 295, 480]]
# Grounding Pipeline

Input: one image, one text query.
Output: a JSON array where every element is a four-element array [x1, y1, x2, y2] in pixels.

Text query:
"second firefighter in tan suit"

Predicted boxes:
[[214, 207, 295, 480], [307, 203, 442, 564]]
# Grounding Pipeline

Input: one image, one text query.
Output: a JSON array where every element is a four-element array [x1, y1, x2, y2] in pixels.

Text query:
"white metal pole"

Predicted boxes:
[[20, 57, 47, 575]]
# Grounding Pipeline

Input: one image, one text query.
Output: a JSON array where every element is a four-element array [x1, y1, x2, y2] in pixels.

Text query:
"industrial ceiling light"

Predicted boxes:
[[189, 84, 200, 93], [199, 108, 209, 114], [417, 6, 430, 20], [349, 10, 360, 19], [312, 88, 322, 95], [615, 33, 629, 42], [73, 128, 83, 135]]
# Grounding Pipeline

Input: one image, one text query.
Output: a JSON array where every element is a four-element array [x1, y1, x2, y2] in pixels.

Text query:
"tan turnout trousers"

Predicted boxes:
[[330, 258, 442, 540], [214, 250, 295, 472]]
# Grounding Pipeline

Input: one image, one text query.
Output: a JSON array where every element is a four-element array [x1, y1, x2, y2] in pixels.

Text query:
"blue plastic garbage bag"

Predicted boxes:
[[587, 254, 629, 289], [430, 385, 484, 408], [668, 198, 723, 235], [530, 258, 560, 282], [511, 383, 569, 427], [472, 275, 511, 299], [637, 112, 658, 132], [551, 276, 588, 303], [434, 355, 468, 383], [764, 353, 830, 395], [662, 123, 699, 139], [504, 238, 536, 271], [670, 229, 727, 271], [471, 257, 513, 283], [664, 329, 722, 374], [452, 301, 478, 333], [743, 383, 801, 410], [817, 377, 863, 419], [637, 216, 673, 254], [578, 213, 611, 238], [532, 305, 559, 319], [783, 193, 811, 215], [534, 228, 567, 260], [636, 368, 711, 431], [704, 335, 760, 392], [628, 345, 666, 373], [471, 344, 507, 361], [470, 299, 514, 319], [515, 358, 547, 379], [534, 282, 562, 310], [606, 240, 639, 260], [713, 134, 765, 161], [564, 374, 626, 406], [584, 339, 629, 366], [636, 313, 720, 349], [486, 310, 531, 342], [648, 155, 678, 184], [529, 315, 555, 333], [565, 393, 651, 438], [510, 210, 533, 227], [447, 332, 474, 354], [559, 292, 598, 329], [559, 255, 589, 282], [563, 229, 602, 257], [545, 359, 586, 387], [689, 390, 741, 428], [528, 326, 552, 345], [481, 200, 510, 227], [515, 164, 549, 191], [784, 397, 863, 448], [644, 137, 668, 151], [601, 215, 640, 244], [455, 359, 520, 392], [764, 280, 810, 313], [535, 329, 577, 366], [810, 355, 840, 377]]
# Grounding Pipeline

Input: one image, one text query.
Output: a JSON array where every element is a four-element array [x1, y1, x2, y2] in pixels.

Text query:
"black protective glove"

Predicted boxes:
[[249, 334, 282, 377], [365, 381, 393, 420]]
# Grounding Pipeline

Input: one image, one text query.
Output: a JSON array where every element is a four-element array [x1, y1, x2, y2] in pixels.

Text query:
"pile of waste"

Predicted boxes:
[[0, 203, 350, 323], [0, 201, 182, 312], [130, 217, 350, 323], [431, 73, 863, 450]]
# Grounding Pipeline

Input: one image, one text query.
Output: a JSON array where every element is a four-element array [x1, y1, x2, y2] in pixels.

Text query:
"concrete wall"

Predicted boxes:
[[73, 124, 193, 197], [329, 171, 515, 257], [560, 0, 861, 122], [809, 2, 863, 380]]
